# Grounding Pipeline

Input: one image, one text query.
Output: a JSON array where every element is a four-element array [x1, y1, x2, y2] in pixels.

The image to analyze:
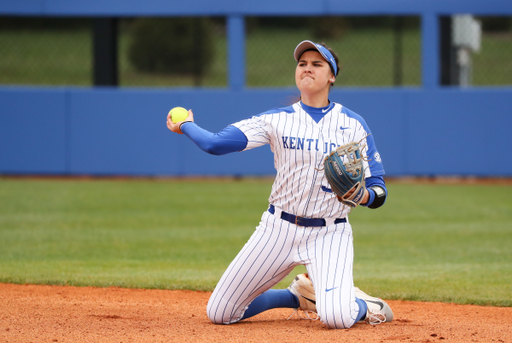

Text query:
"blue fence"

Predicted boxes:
[[1, 0, 512, 177]]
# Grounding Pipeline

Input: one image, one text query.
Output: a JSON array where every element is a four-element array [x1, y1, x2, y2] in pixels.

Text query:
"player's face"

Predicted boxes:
[[295, 50, 334, 97]]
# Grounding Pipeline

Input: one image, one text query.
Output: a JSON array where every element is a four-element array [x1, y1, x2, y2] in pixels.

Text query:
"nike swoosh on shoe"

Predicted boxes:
[[301, 295, 316, 305], [366, 299, 384, 310]]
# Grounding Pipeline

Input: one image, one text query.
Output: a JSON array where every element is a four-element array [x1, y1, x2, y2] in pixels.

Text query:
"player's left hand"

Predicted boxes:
[[166, 109, 194, 134]]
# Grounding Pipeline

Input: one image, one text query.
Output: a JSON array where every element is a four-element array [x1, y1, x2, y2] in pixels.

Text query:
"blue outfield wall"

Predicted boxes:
[[1, 87, 512, 177], [2, 0, 512, 177]]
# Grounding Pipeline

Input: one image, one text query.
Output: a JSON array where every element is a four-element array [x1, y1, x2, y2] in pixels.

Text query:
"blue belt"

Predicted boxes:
[[268, 204, 346, 227]]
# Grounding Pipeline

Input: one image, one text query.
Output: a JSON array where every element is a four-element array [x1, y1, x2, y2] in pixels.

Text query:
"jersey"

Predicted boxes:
[[231, 101, 385, 219]]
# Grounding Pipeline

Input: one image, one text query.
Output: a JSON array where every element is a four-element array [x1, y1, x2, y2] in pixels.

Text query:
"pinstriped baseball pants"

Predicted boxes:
[[206, 210, 361, 329]]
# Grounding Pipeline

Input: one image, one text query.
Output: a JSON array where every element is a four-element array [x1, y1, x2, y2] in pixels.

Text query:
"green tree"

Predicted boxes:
[[128, 17, 214, 86]]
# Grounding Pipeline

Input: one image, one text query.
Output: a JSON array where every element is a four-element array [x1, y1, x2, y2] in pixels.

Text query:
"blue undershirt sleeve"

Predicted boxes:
[[180, 122, 248, 155], [362, 175, 387, 207]]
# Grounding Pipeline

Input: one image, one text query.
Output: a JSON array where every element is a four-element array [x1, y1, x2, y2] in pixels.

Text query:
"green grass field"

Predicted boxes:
[[0, 177, 511, 307]]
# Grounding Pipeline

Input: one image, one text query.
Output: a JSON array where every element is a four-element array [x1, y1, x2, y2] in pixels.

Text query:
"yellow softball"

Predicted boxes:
[[169, 107, 189, 124]]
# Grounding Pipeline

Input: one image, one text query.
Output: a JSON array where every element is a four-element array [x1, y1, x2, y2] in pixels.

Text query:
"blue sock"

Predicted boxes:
[[241, 289, 300, 320], [355, 297, 368, 322]]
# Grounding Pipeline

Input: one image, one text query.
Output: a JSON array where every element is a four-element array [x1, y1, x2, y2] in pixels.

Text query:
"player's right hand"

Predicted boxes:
[[167, 109, 194, 134]]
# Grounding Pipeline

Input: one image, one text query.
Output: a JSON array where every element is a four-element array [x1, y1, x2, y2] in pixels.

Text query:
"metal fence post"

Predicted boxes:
[[227, 15, 245, 90], [93, 18, 118, 86], [421, 13, 439, 89]]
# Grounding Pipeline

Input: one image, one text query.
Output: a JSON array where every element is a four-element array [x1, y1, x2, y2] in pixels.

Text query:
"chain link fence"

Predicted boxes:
[[0, 15, 510, 87], [246, 16, 421, 87], [0, 17, 92, 86]]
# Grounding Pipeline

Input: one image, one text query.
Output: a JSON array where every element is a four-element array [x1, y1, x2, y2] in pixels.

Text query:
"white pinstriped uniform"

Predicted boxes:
[[206, 101, 384, 329]]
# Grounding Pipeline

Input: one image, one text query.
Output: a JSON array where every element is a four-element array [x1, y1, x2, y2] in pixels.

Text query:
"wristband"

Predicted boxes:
[[179, 121, 192, 131], [368, 186, 386, 209]]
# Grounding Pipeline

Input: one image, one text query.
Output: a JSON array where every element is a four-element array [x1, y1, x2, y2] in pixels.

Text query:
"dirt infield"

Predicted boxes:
[[1, 284, 511, 343]]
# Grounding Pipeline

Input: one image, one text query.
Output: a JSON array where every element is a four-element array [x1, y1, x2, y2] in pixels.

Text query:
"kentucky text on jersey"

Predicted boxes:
[[281, 136, 341, 153]]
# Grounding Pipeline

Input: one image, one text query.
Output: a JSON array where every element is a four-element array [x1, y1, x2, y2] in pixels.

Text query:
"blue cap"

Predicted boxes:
[[293, 40, 338, 76]]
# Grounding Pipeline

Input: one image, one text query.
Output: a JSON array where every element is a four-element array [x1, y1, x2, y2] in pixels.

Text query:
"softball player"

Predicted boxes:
[[167, 40, 393, 329]]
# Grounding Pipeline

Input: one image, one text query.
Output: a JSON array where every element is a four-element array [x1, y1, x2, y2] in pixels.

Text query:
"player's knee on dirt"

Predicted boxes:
[[206, 296, 242, 325], [321, 315, 356, 329], [318, 307, 357, 329]]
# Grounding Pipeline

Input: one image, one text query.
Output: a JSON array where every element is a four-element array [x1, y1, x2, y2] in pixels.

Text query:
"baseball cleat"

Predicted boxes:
[[355, 287, 394, 325], [287, 273, 318, 319]]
